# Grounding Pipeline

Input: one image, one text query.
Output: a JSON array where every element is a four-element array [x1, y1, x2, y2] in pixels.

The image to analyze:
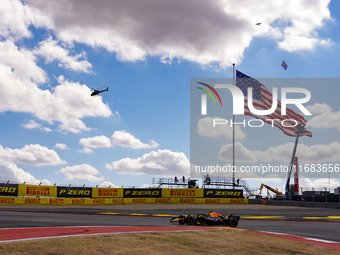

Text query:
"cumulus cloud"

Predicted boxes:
[[0, 0, 33, 39], [79, 135, 112, 149], [0, 160, 40, 184], [219, 142, 260, 163], [219, 141, 340, 164], [197, 117, 246, 140], [78, 147, 94, 154], [0, 144, 66, 166], [59, 164, 104, 182], [79, 130, 159, 150], [99, 181, 119, 188], [33, 37, 92, 73], [54, 143, 70, 150], [300, 178, 340, 191], [22, 120, 52, 132], [0, 41, 113, 133], [306, 103, 332, 114], [19, 0, 331, 68], [111, 130, 159, 149], [307, 103, 340, 132], [22, 120, 42, 129], [106, 149, 190, 176]]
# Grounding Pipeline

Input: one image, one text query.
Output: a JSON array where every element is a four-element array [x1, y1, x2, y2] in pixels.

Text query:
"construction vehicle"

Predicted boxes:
[[259, 183, 285, 200]]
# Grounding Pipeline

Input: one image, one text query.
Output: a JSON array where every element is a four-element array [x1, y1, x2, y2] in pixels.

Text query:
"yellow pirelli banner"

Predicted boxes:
[[0, 196, 248, 205], [92, 188, 123, 198], [18, 184, 57, 197], [162, 188, 204, 198]]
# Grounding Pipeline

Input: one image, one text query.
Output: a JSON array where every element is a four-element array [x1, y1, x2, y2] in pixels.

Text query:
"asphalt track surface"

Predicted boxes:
[[0, 204, 339, 249]]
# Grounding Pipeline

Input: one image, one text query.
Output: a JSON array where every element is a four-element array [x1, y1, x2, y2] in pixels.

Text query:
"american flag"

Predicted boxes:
[[281, 61, 288, 70], [236, 70, 312, 137]]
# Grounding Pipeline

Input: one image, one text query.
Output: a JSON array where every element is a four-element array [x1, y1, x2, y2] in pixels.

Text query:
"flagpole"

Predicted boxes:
[[232, 63, 235, 188]]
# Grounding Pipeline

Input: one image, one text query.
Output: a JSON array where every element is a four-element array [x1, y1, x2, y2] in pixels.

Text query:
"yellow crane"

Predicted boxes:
[[259, 183, 284, 199]]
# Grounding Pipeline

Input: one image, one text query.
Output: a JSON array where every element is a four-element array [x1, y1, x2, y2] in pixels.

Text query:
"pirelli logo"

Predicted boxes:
[[25, 198, 41, 204], [26, 187, 50, 196], [50, 198, 64, 204], [230, 199, 245, 204], [170, 190, 196, 197], [155, 198, 171, 203], [72, 199, 86, 204], [180, 198, 196, 203], [133, 198, 146, 204], [98, 189, 117, 197], [112, 198, 125, 204], [0, 197, 15, 204], [93, 198, 106, 204], [205, 199, 221, 203]]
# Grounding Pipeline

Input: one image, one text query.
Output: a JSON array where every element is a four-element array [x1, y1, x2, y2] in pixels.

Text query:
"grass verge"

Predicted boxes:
[[0, 229, 338, 255]]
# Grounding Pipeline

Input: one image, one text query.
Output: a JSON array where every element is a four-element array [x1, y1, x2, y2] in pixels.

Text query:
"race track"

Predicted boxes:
[[0, 204, 339, 247]]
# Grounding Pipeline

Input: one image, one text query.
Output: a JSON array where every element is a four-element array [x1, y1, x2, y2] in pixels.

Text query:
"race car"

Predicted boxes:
[[170, 211, 240, 227]]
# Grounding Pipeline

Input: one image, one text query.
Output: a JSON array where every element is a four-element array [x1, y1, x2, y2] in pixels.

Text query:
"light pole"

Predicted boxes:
[[300, 187, 303, 201], [312, 187, 315, 202], [324, 187, 327, 203]]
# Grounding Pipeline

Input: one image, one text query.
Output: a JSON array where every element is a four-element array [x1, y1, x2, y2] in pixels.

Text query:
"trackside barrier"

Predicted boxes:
[[0, 197, 248, 205], [0, 183, 246, 204]]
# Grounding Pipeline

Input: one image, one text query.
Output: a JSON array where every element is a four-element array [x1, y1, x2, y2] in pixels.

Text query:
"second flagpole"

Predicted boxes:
[[232, 63, 235, 188]]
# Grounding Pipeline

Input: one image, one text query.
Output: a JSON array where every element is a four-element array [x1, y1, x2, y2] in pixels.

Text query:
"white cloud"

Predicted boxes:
[[299, 177, 340, 192], [79, 130, 159, 150], [54, 143, 70, 150], [0, 144, 66, 166], [224, 0, 332, 52], [106, 149, 189, 176], [0, 40, 46, 84], [59, 164, 104, 182], [22, 120, 42, 129], [33, 37, 92, 73], [22, 120, 52, 132], [99, 181, 119, 188], [219, 142, 260, 163], [307, 104, 340, 132], [197, 117, 246, 140], [111, 130, 159, 149], [78, 147, 94, 154], [219, 141, 340, 164], [79, 135, 112, 149], [0, 0, 32, 39], [0, 160, 40, 184], [306, 103, 332, 114], [41, 127, 53, 132], [22, 0, 331, 68], [0, 41, 113, 134]]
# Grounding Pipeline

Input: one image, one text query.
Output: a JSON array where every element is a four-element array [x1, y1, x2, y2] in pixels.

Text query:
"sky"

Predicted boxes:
[[1, 0, 340, 193]]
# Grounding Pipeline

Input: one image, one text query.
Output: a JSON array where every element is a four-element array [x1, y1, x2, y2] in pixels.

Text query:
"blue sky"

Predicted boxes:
[[1, 0, 340, 193]]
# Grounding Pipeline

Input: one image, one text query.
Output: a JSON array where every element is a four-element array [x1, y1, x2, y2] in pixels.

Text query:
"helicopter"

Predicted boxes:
[[91, 87, 109, 96], [255, 22, 261, 26]]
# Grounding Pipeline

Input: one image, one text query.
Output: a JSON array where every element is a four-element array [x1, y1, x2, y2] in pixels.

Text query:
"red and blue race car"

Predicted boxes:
[[170, 211, 240, 227]]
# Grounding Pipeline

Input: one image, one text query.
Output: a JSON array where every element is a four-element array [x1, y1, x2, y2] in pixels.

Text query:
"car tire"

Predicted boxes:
[[186, 215, 195, 225], [229, 217, 238, 228]]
